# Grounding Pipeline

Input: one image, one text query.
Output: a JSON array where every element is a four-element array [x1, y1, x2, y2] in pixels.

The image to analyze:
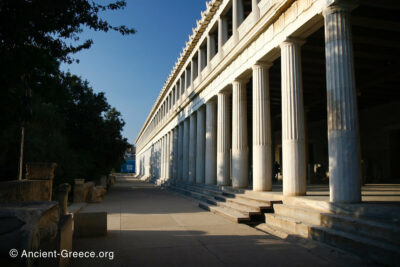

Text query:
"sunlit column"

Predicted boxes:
[[252, 0, 260, 21], [173, 127, 178, 182], [232, 79, 248, 188], [323, 4, 361, 203], [178, 123, 184, 182], [196, 106, 206, 184], [281, 38, 306, 196], [182, 118, 190, 181], [188, 113, 197, 183], [205, 100, 217, 185], [217, 92, 231, 186], [252, 62, 273, 191]]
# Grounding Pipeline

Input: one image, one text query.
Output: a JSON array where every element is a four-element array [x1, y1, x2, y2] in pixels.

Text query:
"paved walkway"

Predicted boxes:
[[72, 177, 374, 267]]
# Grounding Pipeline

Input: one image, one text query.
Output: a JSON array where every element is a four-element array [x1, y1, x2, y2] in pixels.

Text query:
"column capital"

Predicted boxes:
[[323, 1, 356, 17], [206, 97, 217, 104], [252, 61, 273, 70], [280, 37, 306, 48], [218, 88, 231, 95], [232, 78, 247, 85]]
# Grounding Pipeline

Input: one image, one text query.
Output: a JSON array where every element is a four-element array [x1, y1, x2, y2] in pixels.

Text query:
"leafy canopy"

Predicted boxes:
[[0, 0, 135, 183]]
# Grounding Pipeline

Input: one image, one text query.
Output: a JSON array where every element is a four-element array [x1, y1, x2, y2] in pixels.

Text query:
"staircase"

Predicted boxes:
[[258, 196, 400, 266], [168, 182, 282, 224]]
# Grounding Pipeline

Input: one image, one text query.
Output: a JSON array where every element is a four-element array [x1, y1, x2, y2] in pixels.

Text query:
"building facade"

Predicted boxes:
[[135, 0, 399, 203]]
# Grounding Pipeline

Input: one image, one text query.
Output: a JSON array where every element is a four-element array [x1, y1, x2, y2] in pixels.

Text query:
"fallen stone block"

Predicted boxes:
[[87, 186, 106, 203], [73, 179, 85, 203], [26, 162, 57, 200], [73, 212, 107, 237], [73, 180, 95, 203]]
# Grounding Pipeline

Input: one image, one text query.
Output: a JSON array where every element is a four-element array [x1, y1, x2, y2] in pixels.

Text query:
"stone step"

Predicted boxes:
[[321, 213, 400, 247], [174, 183, 270, 212], [273, 204, 324, 225], [284, 196, 400, 225], [254, 223, 291, 239], [172, 185, 261, 216], [310, 226, 400, 266], [264, 211, 400, 266], [264, 213, 311, 238], [169, 186, 214, 204], [179, 183, 233, 198], [216, 200, 262, 215], [235, 194, 280, 207], [198, 201, 251, 223], [224, 196, 271, 211]]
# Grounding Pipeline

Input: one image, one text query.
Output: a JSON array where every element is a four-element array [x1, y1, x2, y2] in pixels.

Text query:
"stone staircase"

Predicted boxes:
[[168, 182, 282, 224], [258, 196, 400, 266]]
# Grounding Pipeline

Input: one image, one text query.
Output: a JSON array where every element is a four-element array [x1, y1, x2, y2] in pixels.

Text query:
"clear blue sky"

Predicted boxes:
[[61, 0, 207, 145]]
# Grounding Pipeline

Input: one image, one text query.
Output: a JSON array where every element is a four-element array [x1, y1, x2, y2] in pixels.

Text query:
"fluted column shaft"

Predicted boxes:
[[182, 119, 190, 181], [173, 128, 178, 182], [196, 106, 206, 184], [217, 92, 231, 186], [162, 134, 168, 180], [324, 5, 361, 203], [178, 123, 184, 182], [232, 80, 248, 188], [189, 113, 197, 183], [205, 100, 217, 185], [281, 38, 306, 196], [166, 132, 171, 181], [160, 137, 165, 179], [253, 63, 272, 191]]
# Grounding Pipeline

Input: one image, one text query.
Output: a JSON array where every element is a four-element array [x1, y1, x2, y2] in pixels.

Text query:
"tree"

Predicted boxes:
[[0, 0, 134, 183]]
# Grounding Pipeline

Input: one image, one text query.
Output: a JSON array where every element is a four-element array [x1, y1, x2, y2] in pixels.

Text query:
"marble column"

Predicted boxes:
[[189, 113, 197, 183], [218, 17, 228, 51], [232, 79, 248, 188], [205, 100, 217, 185], [198, 49, 203, 80], [217, 92, 231, 186], [233, 0, 244, 40], [252, 0, 260, 22], [253, 62, 273, 191], [207, 34, 216, 63], [190, 60, 195, 87], [196, 106, 206, 184], [159, 138, 163, 179], [173, 128, 178, 182], [166, 132, 171, 181], [281, 38, 306, 196], [186, 68, 191, 89], [161, 135, 165, 180], [180, 76, 184, 96], [323, 4, 361, 203], [178, 123, 184, 182], [182, 119, 190, 181]]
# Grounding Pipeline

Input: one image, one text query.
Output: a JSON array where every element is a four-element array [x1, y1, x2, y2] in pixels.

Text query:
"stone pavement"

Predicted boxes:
[[71, 177, 375, 267]]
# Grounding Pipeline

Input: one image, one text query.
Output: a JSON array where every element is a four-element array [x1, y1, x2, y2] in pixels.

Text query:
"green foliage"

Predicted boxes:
[[0, 0, 133, 184]]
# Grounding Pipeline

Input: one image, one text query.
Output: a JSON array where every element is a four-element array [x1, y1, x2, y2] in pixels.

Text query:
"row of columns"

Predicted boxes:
[[142, 3, 360, 203]]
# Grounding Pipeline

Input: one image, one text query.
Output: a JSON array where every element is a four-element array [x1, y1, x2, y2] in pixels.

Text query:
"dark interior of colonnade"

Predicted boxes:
[[266, 0, 400, 185]]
